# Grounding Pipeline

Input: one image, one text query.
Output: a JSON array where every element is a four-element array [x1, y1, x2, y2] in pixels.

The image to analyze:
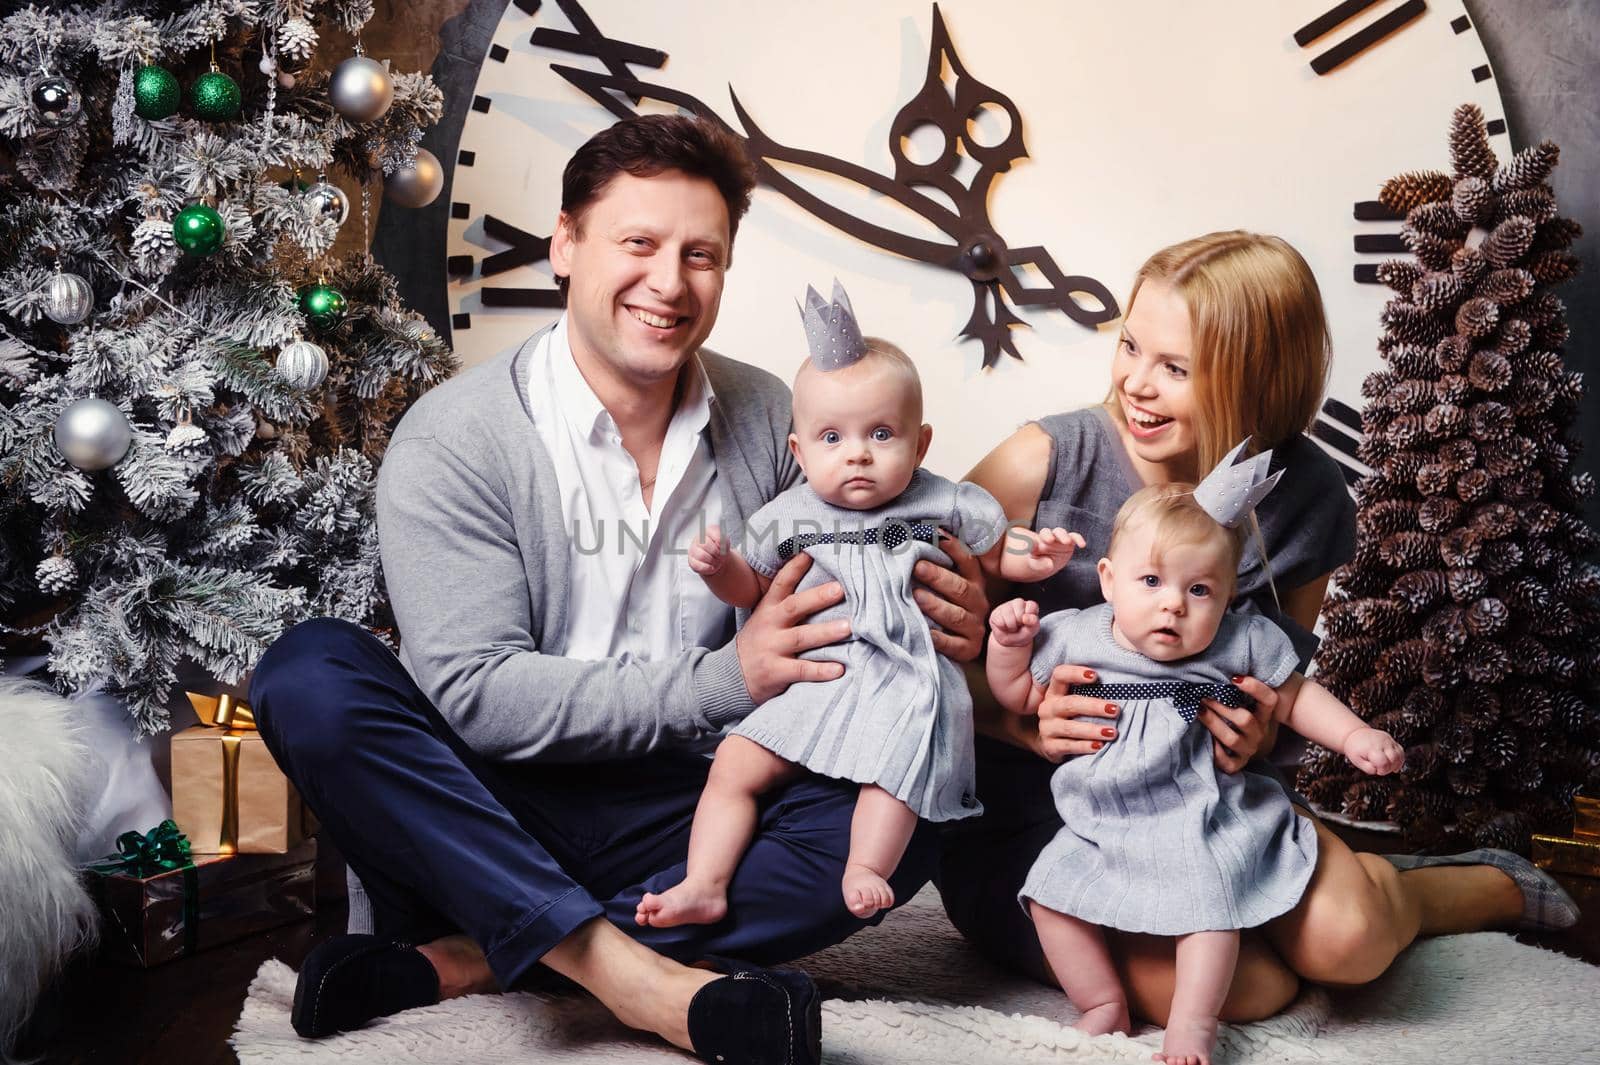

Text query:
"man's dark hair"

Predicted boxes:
[[557, 114, 758, 288]]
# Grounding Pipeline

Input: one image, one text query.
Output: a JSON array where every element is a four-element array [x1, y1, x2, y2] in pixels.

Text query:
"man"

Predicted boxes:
[[251, 114, 988, 1065]]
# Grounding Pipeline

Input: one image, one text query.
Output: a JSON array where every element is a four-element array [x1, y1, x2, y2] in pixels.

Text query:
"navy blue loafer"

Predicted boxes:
[[687, 957, 822, 1065], [291, 934, 441, 1038]]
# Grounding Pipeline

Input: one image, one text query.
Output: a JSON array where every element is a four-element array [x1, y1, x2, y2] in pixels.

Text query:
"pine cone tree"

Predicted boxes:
[[1381, 170, 1453, 215]]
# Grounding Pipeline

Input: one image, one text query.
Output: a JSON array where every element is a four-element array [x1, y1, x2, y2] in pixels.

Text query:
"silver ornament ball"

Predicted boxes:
[[386, 148, 444, 209], [42, 270, 94, 325], [54, 398, 132, 471], [276, 339, 329, 390], [305, 180, 350, 226], [29, 73, 82, 128], [329, 54, 394, 123]]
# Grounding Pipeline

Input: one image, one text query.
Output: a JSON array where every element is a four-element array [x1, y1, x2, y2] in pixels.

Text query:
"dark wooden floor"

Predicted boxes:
[[31, 830, 1600, 1065]]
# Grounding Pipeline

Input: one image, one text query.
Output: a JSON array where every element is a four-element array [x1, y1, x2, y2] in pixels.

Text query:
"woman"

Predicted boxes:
[[940, 231, 1576, 1024]]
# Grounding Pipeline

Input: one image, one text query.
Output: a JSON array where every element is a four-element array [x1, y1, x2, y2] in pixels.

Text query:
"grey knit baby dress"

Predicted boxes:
[[1018, 603, 1318, 933], [731, 469, 1006, 822]]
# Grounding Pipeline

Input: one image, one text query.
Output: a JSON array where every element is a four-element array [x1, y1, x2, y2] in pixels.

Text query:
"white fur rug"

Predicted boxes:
[[233, 886, 1596, 1065]]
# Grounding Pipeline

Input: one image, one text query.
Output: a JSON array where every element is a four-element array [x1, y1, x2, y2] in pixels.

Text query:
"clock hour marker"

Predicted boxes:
[[1472, 64, 1491, 82], [471, 95, 492, 113], [489, 45, 509, 63], [512, 0, 540, 14], [1353, 200, 1402, 222], [1295, 0, 1428, 75], [1452, 15, 1470, 33], [453, 312, 472, 331], [532, 0, 665, 107], [1486, 118, 1507, 135], [450, 202, 470, 219], [482, 287, 563, 309], [1354, 234, 1407, 254], [447, 255, 474, 277], [1314, 398, 1368, 487], [457, 150, 476, 167], [480, 215, 552, 276]]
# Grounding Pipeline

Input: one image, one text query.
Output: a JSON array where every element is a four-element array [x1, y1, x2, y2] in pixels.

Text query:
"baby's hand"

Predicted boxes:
[[989, 597, 1041, 648], [1345, 727, 1405, 776], [1015, 528, 1086, 580], [688, 525, 729, 577]]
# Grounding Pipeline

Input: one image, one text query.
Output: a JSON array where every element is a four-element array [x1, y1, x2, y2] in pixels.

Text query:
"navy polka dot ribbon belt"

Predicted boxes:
[[776, 521, 940, 562], [1068, 681, 1254, 725]]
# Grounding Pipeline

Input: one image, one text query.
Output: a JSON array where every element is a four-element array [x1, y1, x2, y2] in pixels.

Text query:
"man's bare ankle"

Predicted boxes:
[[416, 935, 496, 999]]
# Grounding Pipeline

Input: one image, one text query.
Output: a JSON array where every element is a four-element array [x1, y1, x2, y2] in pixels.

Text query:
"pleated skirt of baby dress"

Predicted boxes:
[[730, 539, 980, 823], [1018, 698, 1318, 934]]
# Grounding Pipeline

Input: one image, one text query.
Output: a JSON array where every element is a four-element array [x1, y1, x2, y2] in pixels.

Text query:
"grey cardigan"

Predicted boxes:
[[375, 326, 800, 764]]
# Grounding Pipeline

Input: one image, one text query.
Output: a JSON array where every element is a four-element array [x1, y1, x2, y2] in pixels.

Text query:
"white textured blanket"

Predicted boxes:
[[233, 886, 1595, 1064]]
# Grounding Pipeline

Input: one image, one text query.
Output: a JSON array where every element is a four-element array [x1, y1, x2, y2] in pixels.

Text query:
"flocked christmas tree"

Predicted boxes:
[[1300, 103, 1600, 851], [0, 2, 458, 733]]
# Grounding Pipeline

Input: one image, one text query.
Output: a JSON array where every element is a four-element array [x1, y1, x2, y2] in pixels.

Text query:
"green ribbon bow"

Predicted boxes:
[[88, 819, 200, 958], [89, 819, 194, 878]]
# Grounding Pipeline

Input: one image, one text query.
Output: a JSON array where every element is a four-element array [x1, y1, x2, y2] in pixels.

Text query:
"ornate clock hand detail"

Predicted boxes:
[[530, 0, 1119, 368]]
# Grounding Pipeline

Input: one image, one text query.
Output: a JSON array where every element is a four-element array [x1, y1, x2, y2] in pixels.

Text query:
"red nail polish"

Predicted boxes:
[[1091, 741, 1104, 750], [1105, 704, 1117, 715], [1101, 728, 1115, 738], [1231, 675, 1244, 684], [1084, 669, 1098, 681]]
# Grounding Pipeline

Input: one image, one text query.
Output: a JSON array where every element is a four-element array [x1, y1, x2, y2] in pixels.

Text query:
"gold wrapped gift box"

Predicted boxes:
[[170, 692, 316, 854], [1531, 795, 1600, 878]]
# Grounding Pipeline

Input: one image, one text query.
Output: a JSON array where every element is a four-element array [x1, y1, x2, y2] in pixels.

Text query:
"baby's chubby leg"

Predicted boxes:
[[1155, 929, 1239, 1065], [636, 735, 801, 928], [841, 785, 920, 918], [1029, 901, 1131, 1036]]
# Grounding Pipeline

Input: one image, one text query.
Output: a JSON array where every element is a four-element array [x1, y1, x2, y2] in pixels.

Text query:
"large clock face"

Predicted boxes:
[[443, 0, 1510, 480]]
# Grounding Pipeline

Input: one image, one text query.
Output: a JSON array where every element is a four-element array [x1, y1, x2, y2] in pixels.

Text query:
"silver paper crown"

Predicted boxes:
[[798, 279, 868, 371], [1193, 439, 1283, 529]]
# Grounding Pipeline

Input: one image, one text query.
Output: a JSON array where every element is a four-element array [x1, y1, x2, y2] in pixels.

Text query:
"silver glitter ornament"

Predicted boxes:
[[276, 338, 329, 390], [385, 148, 443, 208], [29, 73, 82, 128], [329, 53, 393, 123], [42, 269, 94, 325], [54, 398, 132, 471], [305, 178, 350, 227]]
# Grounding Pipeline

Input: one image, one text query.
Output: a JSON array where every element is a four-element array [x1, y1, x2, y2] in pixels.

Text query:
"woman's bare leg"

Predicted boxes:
[[1030, 901, 1131, 1036], [1263, 811, 1522, 986], [1113, 930, 1299, 1025], [841, 785, 919, 918], [636, 736, 801, 928]]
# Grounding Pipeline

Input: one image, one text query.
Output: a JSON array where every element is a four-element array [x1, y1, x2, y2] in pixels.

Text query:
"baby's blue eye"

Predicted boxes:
[[822, 430, 840, 444], [1142, 575, 1159, 587], [872, 427, 893, 442], [1190, 584, 1211, 598]]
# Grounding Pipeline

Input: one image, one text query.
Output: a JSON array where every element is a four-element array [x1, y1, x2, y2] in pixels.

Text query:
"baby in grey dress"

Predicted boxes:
[[986, 463, 1404, 1065], [635, 282, 1082, 928]]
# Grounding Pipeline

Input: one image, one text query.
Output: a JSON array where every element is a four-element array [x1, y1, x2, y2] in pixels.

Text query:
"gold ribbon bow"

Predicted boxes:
[[185, 692, 256, 854]]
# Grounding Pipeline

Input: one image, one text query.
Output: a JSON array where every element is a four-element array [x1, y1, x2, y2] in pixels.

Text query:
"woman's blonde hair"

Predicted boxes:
[[1109, 483, 1249, 595], [1105, 231, 1331, 475]]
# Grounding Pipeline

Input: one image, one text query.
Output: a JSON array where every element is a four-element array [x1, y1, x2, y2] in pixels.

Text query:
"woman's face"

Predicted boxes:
[[1111, 277, 1198, 480]]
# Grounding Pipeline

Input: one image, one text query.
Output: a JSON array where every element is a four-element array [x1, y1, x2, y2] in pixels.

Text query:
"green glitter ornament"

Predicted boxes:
[[133, 64, 181, 120], [173, 203, 225, 256], [190, 68, 241, 122], [298, 283, 348, 331]]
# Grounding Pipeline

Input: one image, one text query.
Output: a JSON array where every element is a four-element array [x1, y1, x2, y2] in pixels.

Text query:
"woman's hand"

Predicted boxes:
[[1033, 664, 1121, 762], [1200, 673, 1278, 773], [914, 532, 989, 662]]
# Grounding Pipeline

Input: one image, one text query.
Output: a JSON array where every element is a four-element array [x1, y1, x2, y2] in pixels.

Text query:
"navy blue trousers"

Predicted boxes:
[[250, 619, 938, 990]]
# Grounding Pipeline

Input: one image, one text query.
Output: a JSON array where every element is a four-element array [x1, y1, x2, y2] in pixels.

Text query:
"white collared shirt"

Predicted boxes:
[[528, 317, 731, 662]]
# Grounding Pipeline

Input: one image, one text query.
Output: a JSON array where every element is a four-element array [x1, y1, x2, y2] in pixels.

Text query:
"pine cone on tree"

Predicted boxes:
[[1300, 104, 1600, 852]]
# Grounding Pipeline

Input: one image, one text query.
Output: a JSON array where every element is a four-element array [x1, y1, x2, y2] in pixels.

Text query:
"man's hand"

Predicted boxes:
[[913, 532, 989, 662], [734, 552, 851, 705], [1033, 664, 1120, 762], [989, 598, 1040, 648], [687, 525, 729, 577], [1346, 726, 1405, 776], [1200, 674, 1278, 773]]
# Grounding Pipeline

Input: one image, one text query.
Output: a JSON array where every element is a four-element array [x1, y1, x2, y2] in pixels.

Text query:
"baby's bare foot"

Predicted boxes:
[[634, 881, 728, 928], [842, 864, 895, 919], [1072, 1000, 1131, 1036], [1153, 1012, 1220, 1065]]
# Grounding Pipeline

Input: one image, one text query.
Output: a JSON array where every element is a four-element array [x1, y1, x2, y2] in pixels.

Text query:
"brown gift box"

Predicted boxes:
[[89, 839, 316, 968], [1531, 795, 1600, 878], [170, 693, 315, 854]]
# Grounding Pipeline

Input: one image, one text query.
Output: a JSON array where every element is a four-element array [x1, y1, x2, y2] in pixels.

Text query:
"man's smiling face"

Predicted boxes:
[[551, 168, 731, 389]]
